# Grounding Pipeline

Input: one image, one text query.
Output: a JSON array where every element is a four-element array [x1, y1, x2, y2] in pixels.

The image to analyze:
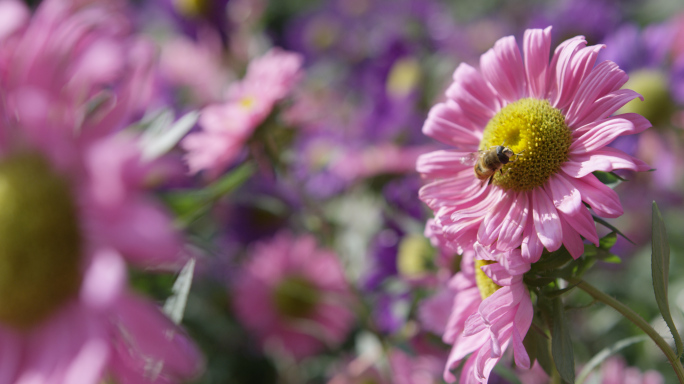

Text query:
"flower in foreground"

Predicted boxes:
[[182, 48, 303, 177], [233, 233, 354, 359], [0, 0, 201, 382], [417, 27, 651, 261], [436, 247, 532, 383]]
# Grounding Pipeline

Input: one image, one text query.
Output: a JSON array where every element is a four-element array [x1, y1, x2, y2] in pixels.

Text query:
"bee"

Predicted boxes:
[[462, 144, 522, 185]]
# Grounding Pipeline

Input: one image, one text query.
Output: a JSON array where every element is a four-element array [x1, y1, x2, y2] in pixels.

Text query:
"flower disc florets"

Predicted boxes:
[[0, 153, 82, 329], [474, 259, 500, 300], [481, 98, 572, 191]]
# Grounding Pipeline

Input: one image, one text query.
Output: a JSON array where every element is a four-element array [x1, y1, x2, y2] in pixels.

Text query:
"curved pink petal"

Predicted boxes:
[[419, 172, 484, 209], [496, 191, 529, 251], [446, 63, 502, 125], [563, 146, 652, 178], [512, 294, 533, 369], [532, 187, 563, 251], [477, 192, 515, 246], [565, 60, 630, 126], [570, 114, 651, 153], [416, 150, 474, 178], [560, 215, 584, 259], [422, 101, 483, 147], [560, 205, 599, 246], [565, 172, 623, 218], [551, 39, 604, 110], [0, 327, 21, 383], [523, 26, 552, 99], [480, 36, 526, 102], [546, 173, 582, 215]]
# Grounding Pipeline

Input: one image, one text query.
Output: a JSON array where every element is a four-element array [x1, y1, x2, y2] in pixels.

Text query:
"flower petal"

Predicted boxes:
[[551, 38, 604, 110], [570, 114, 651, 153], [446, 64, 502, 126], [560, 215, 585, 259], [563, 146, 651, 178], [532, 187, 562, 251], [565, 172, 624, 218], [496, 191, 529, 251], [560, 205, 599, 246], [422, 101, 483, 147], [480, 36, 526, 102], [524, 27, 553, 99], [417, 150, 475, 178], [546, 173, 582, 215]]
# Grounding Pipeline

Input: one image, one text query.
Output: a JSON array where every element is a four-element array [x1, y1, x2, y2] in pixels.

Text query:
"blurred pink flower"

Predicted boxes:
[[389, 349, 443, 384], [0, 0, 202, 382], [331, 144, 434, 183], [182, 48, 303, 177], [233, 233, 354, 360], [593, 356, 664, 384], [417, 27, 650, 261], [438, 247, 532, 383], [159, 32, 229, 106]]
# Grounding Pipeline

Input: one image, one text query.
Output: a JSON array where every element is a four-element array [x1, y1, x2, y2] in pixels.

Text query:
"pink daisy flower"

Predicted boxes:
[[438, 247, 532, 383], [182, 48, 303, 177], [233, 233, 354, 360], [0, 0, 202, 382], [417, 27, 651, 261]]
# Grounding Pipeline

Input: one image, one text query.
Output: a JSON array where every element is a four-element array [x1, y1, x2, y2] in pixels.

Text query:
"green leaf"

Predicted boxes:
[[163, 258, 195, 324], [575, 335, 648, 384], [551, 298, 575, 383], [651, 202, 683, 356], [592, 215, 635, 244], [492, 364, 523, 384], [600, 254, 622, 264], [599, 232, 617, 249], [593, 170, 627, 184]]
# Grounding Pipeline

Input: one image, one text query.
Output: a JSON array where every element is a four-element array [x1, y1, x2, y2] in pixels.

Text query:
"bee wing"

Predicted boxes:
[[459, 151, 480, 166]]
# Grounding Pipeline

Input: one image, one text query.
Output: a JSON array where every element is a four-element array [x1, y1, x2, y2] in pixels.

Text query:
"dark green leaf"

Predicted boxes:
[[492, 365, 523, 384], [551, 298, 575, 383], [593, 171, 627, 184], [651, 202, 683, 356], [534, 328, 554, 377], [592, 216, 635, 244], [544, 283, 580, 299]]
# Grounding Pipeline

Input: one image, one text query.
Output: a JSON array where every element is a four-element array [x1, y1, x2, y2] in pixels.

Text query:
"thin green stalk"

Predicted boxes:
[[568, 278, 684, 383]]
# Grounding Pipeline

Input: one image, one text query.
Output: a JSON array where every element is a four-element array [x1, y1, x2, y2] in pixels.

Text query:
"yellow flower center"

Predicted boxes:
[[480, 98, 572, 191], [0, 153, 82, 329], [475, 259, 501, 300], [272, 276, 320, 318]]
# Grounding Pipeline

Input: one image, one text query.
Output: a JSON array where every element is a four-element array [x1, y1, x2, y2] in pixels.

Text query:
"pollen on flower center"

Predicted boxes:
[[0, 153, 82, 330], [474, 259, 500, 300], [480, 98, 572, 191], [272, 276, 321, 318]]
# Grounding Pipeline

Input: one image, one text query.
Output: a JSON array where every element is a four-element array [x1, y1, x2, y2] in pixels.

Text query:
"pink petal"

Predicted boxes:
[[422, 101, 483, 147], [563, 146, 652, 178], [496, 191, 529, 251], [521, 197, 544, 262], [477, 192, 515, 246], [523, 27, 553, 99], [63, 338, 110, 384], [532, 188, 563, 251], [560, 215, 585, 259], [551, 39, 604, 110], [480, 36, 526, 102], [570, 114, 651, 153], [0, 328, 21, 383], [546, 173, 582, 215], [512, 294, 533, 369], [416, 150, 474, 178], [446, 63, 502, 125], [560, 205, 599, 246], [565, 60, 631, 127], [80, 248, 126, 311], [565, 172, 624, 218]]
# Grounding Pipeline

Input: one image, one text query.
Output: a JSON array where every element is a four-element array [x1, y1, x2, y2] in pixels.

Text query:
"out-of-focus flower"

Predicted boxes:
[[159, 32, 230, 106], [439, 248, 532, 383], [418, 27, 650, 261], [389, 349, 444, 384], [233, 233, 355, 360], [591, 356, 664, 384], [0, 0, 202, 382], [182, 48, 303, 177]]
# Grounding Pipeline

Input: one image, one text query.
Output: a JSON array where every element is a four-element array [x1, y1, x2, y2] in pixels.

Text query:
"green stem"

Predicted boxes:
[[568, 277, 684, 383]]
